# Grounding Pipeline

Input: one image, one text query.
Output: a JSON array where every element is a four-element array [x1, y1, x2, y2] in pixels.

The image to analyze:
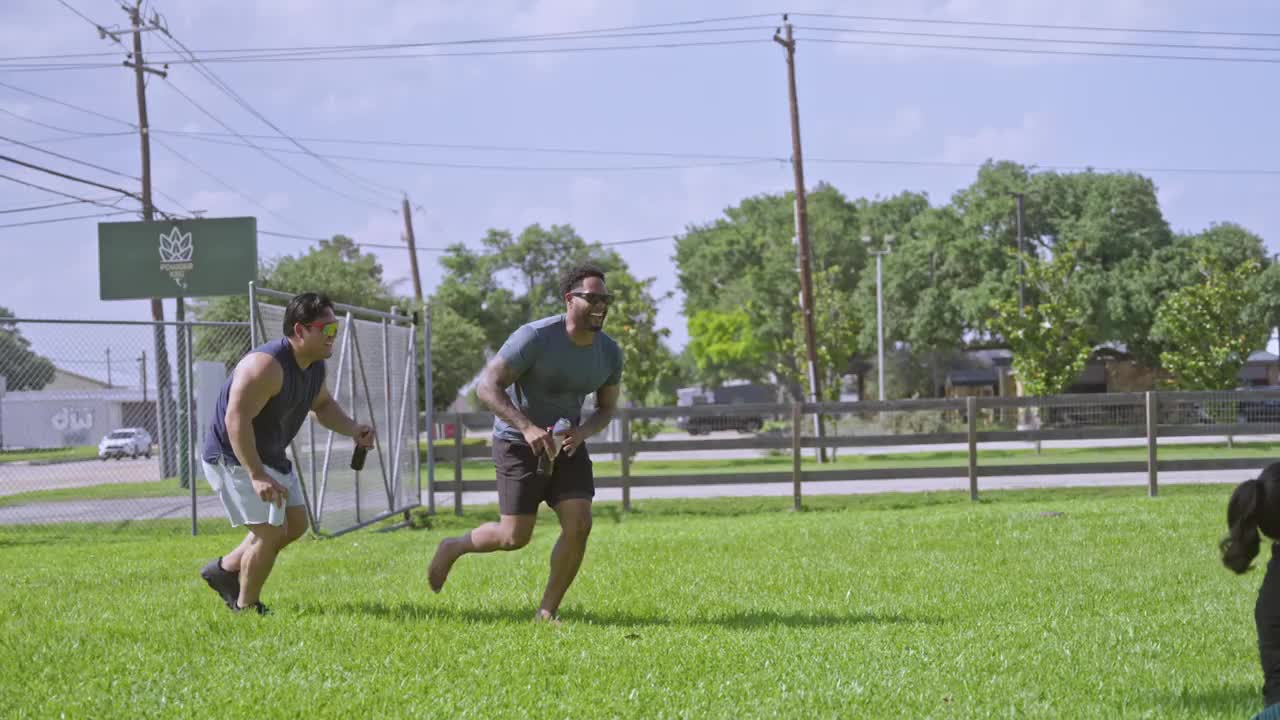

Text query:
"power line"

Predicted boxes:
[[152, 26, 400, 203], [1, 38, 768, 71], [0, 108, 131, 139], [788, 11, 1280, 39], [0, 155, 143, 199], [154, 128, 780, 161], [0, 171, 134, 210], [158, 77, 393, 212], [804, 37, 1280, 66], [600, 234, 674, 247], [0, 80, 135, 128], [0, 209, 134, 229], [0, 13, 781, 63], [151, 135, 312, 233], [796, 25, 1280, 54], [0, 195, 120, 214], [160, 132, 784, 171], [53, 0, 108, 32], [0, 135, 140, 181]]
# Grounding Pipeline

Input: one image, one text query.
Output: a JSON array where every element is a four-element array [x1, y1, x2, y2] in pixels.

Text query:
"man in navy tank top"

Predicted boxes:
[[427, 264, 623, 623], [198, 292, 374, 614]]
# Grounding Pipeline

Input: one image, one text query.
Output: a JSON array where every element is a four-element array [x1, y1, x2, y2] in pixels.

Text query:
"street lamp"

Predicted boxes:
[[863, 233, 894, 401]]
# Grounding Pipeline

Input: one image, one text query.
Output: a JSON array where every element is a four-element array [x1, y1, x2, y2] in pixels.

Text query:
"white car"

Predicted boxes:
[[98, 428, 153, 460]]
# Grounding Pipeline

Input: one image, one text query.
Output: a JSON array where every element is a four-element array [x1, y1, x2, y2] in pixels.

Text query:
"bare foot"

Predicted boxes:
[[533, 608, 561, 625], [428, 538, 461, 593]]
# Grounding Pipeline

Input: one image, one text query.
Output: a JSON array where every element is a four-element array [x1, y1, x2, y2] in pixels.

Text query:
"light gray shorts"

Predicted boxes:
[[201, 458, 303, 527]]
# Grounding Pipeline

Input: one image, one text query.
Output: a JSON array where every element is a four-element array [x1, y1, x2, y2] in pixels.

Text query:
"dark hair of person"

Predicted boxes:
[[282, 292, 335, 337], [1222, 462, 1280, 574], [559, 263, 606, 299]]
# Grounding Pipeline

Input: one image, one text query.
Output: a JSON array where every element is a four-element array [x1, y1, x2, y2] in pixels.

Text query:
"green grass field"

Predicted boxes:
[[0, 485, 1270, 718]]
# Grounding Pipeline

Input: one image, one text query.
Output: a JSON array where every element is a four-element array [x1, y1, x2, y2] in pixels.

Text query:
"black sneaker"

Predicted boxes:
[[199, 557, 240, 609], [233, 601, 271, 616]]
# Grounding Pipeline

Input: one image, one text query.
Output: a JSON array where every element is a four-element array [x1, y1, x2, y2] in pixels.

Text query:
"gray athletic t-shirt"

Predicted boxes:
[[492, 314, 623, 443]]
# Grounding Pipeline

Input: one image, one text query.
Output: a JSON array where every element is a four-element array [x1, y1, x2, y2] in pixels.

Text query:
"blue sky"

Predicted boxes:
[[4, 0, 1280, 361]]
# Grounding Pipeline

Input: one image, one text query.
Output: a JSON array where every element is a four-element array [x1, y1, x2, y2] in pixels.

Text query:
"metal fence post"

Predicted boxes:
[[967, 396, 978, 501], [1146, 391, 1158, 497], [186, 324, 197, 535], [453, 412, 464, 516], [620, 408, 632, 512], [423, 301, 436, 515], [791, 402, 803, 511], [350, 330, 361, 524]]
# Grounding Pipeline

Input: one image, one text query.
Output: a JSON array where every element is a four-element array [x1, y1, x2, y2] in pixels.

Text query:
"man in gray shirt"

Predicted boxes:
[[427, 263, 622, 623]]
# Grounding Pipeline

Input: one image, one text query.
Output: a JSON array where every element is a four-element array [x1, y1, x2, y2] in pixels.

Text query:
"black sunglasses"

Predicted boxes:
[[570, 291, 614, 306]]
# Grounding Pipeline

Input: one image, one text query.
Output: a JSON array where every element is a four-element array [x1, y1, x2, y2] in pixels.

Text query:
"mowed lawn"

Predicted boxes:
[[0, 485, 1270, 719]]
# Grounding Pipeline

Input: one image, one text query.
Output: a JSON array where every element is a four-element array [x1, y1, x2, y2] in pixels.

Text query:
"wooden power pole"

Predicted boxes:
[[774, 18, 827, 462], [401, 195, 424, 302]]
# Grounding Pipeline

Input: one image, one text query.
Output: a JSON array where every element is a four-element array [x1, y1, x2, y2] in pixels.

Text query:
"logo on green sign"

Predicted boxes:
[[158, 227, 195, 289]]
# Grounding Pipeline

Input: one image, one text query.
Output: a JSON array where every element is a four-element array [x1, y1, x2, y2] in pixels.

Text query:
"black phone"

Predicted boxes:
[[351, 445, 368, 471]]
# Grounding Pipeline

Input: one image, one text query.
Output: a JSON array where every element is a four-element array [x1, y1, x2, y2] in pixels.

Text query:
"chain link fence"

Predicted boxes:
[[251, 287, 420, 536], [0, 317, 248, 526]]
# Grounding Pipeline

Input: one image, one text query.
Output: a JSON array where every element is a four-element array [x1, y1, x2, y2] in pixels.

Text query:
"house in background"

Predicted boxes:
[[44, 367, 113, 392]]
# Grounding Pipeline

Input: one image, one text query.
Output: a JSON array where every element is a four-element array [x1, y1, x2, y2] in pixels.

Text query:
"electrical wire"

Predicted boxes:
[[158, 132, 783, 171], [795, 25, 1280, 54], [0, 209, 134, 229], [152, 27, 400, 203], [788, 11, 1280, 39], [0, 195, 121, 214], [0, 135, 141, 181]]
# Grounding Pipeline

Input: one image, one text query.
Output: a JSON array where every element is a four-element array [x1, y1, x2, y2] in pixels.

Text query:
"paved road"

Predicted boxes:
[[0, 456, 165, 497]]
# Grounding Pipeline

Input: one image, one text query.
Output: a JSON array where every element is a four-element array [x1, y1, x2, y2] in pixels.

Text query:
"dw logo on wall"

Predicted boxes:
[[158, 227, 195, 290], [98, 217, 257, 300]]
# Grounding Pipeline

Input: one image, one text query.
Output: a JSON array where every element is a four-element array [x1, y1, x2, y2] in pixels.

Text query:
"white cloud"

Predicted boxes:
[[940, 111, 1052, 164]]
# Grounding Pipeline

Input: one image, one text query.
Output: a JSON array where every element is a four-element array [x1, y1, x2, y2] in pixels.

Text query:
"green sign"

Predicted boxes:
[[98, 217, 258, 299]]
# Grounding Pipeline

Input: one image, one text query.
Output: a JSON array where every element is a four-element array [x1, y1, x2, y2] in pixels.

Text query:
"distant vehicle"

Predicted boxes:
[[98, 428, 152, 460], [676, 383, 777, 435], [1237, 385, 1280, 423]]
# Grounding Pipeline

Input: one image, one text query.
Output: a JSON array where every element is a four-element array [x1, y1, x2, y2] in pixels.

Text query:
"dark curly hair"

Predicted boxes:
[[1222, 462, 1280, 574], [559, 262, 606, 298], [282, 292, 335, 337]]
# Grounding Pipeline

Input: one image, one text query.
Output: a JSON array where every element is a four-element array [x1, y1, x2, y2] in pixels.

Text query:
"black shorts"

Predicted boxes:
[[493, 437, 594, 516]]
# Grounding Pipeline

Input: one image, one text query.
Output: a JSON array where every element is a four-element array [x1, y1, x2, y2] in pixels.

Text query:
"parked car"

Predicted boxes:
[[98, 428, 152, 460], [1237, 385, 1280, 423], [676, 383, 776, 436]]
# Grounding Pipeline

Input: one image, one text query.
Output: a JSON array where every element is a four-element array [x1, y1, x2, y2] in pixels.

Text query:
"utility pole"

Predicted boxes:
[[112, 2, 178, 477], [401, 195, 424, 303], [774, 18, 827, 462], [139, 351, 147, 403], [1015, 193, 1026, 313], [863, 235, 895, 401], [105, 348, 112, 388]]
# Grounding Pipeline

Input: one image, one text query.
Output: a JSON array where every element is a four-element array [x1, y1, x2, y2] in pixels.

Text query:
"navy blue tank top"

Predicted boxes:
[[201, 337, 326, 474]]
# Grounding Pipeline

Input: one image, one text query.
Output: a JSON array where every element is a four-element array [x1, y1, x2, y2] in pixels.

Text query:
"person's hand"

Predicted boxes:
[[521, 424, 553, 460], [559, 427, 587, 457], [250, 472, 287, 508], [353, 424, 375, 448]]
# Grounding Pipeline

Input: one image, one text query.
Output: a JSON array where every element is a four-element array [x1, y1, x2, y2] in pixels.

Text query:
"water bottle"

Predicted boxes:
[[351, 444, 368, 471]]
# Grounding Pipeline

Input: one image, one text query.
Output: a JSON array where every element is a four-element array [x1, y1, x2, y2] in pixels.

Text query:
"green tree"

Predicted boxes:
[[0, 306, 55, 391], [193, 235, 399, 371], [988, 246, 1094, 397], [686, 308, 768, 386], [792, 265, 862, 403], [675, 183, 864, 399], [423, 302, 486, 412], [1152, 257, 1269, 390]]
